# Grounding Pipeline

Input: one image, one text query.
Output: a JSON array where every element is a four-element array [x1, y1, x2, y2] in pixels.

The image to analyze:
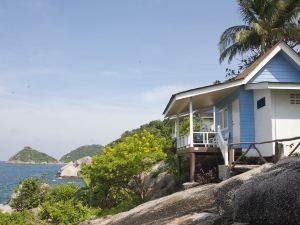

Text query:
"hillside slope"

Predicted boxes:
[[8, 146, 58, 163], [60, 144, 103, 163]]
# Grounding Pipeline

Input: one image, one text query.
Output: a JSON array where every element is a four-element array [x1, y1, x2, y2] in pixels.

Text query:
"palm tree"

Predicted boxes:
[[219, 0, 300, 64]]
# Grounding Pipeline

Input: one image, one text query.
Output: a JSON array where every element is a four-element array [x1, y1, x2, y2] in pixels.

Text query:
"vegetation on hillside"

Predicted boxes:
[[60, 145, 103, 163], [6, 178, 99, 225], [82, 129, 168, 209], [1, 120, 174, 225], [8, 147, 58, 163], [219, 0, 300, 77]]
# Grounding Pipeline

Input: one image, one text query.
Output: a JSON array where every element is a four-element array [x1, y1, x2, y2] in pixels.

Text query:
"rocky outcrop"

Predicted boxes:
[[0, 204, 13, 213], [57, 156, 92, 178], [233, 158, 300, 225], [81, 158, 300, 225], [139, 161, 176, 200], [214, 163, 273, 215], [80, 184, 218, 225]]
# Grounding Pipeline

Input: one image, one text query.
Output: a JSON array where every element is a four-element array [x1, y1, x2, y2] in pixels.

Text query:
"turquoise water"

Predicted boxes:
[[0, 161, 83, 203]]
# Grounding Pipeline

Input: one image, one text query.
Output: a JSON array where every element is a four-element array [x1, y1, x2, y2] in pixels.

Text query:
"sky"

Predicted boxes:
[[0, 0, 242, 160]]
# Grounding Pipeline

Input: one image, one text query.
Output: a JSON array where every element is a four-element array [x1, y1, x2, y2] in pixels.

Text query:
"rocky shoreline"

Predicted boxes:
[[6, 160, 65, 165], [81, 158, 300, 225]]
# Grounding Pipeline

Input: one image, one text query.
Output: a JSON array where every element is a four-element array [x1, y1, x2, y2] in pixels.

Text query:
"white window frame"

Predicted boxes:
[[219, 107, 228, 130]]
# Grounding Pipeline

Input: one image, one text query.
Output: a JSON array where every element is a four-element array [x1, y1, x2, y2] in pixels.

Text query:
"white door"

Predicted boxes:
[[232, 99, 240, 143]]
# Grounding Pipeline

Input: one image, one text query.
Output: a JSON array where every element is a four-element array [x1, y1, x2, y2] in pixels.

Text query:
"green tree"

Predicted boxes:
[[40, 201, 97, 225], [82, 129, 167, 209], [219, 0, 300, 73], [10, 177, 48, 211]]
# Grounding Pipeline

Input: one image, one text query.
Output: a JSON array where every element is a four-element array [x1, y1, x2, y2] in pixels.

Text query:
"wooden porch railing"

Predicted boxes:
[[228, 136, 300, 168], [177, 132, 218, 149]]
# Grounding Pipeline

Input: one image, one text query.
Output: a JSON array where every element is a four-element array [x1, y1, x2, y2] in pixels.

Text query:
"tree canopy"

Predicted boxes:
[[219, 0, 300, 72]]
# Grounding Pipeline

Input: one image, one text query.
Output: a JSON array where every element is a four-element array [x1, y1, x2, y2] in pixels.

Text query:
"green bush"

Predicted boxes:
[[82, 129, 167, 209], [46, 183, 79, 203], [40, 200, 98, 225], [10, 177, 48, 211], [0, 210, 45, 225]]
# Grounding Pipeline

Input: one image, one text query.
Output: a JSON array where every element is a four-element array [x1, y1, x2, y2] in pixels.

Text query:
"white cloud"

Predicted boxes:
[[0, 92, 161, 160], [141, 85, 190, 103]]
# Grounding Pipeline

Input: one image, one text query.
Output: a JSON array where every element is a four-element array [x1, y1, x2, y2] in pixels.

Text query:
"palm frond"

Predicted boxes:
[[219, 25, 252, 52], [238, 0, 258, 24]]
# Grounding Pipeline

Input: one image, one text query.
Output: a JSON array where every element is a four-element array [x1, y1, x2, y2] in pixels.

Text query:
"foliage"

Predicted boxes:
[[219, 0, 300, 74], [82, 129, 168, 209], [9, 146, 58, 163], [40, 200, 98, 225], [10, 177, 48, 211], [109, 120, 172, 148], [45, 183, 80, 204], [0, 210, 46, 225], [60, 145, 103, 163], [179, 112, 202, 135]]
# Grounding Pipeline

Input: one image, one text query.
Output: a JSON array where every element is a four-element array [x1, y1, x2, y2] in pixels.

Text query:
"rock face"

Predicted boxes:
[[140, 161, 176, 200], [81, 158, 300, 225], [214, 163, 273, 215], [0, 204, 13, 213], [80, 184, 218, 225], [233, 158, 300, 225], [57, 156, 92, 178]]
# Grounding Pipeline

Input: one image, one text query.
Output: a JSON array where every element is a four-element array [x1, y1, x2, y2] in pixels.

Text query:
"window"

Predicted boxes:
[[219, 108, 228, 129], [290, 93, 300, 104], [257, 97, 266, 109]]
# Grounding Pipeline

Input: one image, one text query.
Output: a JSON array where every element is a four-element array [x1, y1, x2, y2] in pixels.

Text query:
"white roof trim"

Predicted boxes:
[[176, 79, 243, 100], [245, 82, 300, 90], [163, 79, 243, 116], [243, 43, 300, 84]]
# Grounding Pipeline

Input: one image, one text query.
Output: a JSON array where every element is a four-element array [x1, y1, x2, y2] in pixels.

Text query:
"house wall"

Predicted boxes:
[[250, 52, 300, 83], [271, 89, 300, 155], [253, 89, 274, 156], [215, 87, 255, 145], [239, 88, 255, 144], [215, 89, 239, 143]]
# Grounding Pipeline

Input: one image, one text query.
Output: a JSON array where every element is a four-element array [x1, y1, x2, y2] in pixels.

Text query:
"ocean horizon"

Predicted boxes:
[[0, 161, 83, 204]]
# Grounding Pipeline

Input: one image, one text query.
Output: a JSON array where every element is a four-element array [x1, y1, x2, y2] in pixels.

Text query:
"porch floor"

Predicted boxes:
[[177, 146, 221, 155]]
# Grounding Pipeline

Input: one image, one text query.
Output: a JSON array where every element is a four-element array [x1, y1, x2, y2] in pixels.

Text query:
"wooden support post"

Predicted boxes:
[[229, 147, 235, 167], [190, 153, 195, 182], [274, 142, 284, 163], [177, 155, 182, 183]]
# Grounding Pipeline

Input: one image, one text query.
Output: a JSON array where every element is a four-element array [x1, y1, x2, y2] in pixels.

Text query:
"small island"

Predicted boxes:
[[60, 144, 103, 163], [8, 146, 58, 164]]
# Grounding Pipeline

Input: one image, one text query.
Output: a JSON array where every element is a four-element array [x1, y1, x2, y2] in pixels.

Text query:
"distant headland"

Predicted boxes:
[[7, 146, 58, 164]]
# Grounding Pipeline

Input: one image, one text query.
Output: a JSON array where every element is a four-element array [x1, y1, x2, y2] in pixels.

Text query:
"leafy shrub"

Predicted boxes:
[[46, 183, 79, 203], [0, 210, 45, 225], [10, 177, 48, 211], [40, 200, 98, 225], [82, 129, 167, 209]]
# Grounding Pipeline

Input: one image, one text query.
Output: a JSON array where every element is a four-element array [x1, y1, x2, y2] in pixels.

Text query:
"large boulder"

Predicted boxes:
[[57, 156, 92, 178], [80, 184, 217, 225], [0, 204, 13, 213], [141, 161, 176, 200], [214, 163, 273, 215], [233, 158, 300, 225]]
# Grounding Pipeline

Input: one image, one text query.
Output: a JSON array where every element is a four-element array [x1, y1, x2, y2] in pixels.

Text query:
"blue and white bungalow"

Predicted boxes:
[[163, 42, 300, 181]]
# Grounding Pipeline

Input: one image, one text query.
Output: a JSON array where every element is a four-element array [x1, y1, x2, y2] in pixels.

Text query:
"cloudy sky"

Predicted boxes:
[[0, 0, 241, 160]]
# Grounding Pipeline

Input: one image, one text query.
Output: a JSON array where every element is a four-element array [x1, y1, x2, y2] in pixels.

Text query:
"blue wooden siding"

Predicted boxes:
[[215, 87, 255, 144], [215, 89, 239, 143], [250, 51, 300, 83], [239, 88, 255, 144]]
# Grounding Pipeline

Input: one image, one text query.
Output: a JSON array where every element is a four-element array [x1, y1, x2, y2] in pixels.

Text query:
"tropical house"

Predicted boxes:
[[163, 42, 300, 182]]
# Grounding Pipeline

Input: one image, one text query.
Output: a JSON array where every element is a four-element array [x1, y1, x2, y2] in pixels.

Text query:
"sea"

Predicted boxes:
[[0, 161, 83, 204]]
